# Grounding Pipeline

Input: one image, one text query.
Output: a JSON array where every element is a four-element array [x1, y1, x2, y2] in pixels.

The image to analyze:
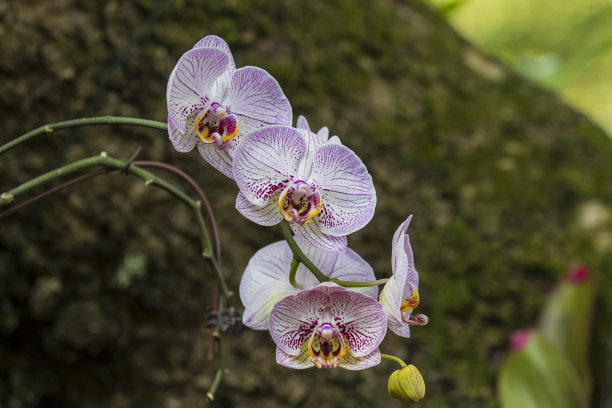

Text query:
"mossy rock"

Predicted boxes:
[[1, 0, 611, 407]]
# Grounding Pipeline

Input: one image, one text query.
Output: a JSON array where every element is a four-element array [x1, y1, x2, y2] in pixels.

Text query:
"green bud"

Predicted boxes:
[[388, 364, 425, 402]]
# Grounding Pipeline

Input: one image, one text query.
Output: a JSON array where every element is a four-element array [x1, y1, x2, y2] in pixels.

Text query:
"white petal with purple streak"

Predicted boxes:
[[225, 66, 292, 132], [167, 48, 231, 133], [269, 289, 328, 355], [323, 287, 386, 356], [168, 114, 197, 152], [340, 348, 381, 370], [197, 137, 238, 179], [233, 127, 306, 206], [310, 143, 376, 236], [291, 220, 347, 252], [235, 191, 284, 226]]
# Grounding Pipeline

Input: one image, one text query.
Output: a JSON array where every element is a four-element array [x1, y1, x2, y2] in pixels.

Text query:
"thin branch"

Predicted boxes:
[[278, 221, 387, 288], [0, 116, 167, 156], [0, 152, 230, 298], [134, 161, 221, 265], [0, 168, 110, 220], [381, 353, 408, 368], [288, 259, 303, 289], [206, 337, 225, 402]]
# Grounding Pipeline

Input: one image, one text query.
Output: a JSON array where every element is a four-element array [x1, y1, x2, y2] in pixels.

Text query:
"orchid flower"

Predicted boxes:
[[166, 35, 292, 178], [379, 215, 429, 338], [239, 240, 378, 330], [296, 115, 341, 146], [269, 282, 386, 370], [233, 125, 376, 252]]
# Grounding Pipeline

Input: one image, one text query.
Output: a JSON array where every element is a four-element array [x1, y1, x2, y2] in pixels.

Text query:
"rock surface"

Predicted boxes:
[[1, 0, 612, 407]]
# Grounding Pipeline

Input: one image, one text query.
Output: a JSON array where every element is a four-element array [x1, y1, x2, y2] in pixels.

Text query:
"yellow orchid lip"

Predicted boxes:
[[400, 287, 420, 314], [278, 181, 323, 226], [194, 103, 239, 145], [307, 324, 347, 369]]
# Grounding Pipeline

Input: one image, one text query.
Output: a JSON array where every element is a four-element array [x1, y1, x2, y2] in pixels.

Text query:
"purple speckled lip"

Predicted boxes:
[[195, 102, 239, 147], [269, 283, 387, 370], [278, 180, 322, 225]]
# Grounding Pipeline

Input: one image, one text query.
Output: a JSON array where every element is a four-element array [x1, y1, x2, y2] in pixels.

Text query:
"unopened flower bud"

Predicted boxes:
[[388, 364, 425, 402]]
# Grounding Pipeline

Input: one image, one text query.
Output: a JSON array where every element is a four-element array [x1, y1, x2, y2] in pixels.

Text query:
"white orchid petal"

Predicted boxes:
[[269, 289, 329, 355], [323, 287, 386, 356], [192, 35, 236, 70], [292, 220, 347, 252], [328, 248, 378, 299], [339, 348, 381, 370], [225, 66, 292, 131], [233, 127, 305, 206], [310, 143, 376, 236], [296, 115, 311, 132], [276, 347, 313, 369], [239, 241, 294, 307], [196, 137, 238, 179], [167, 48, 231, 133], [168, 114, 197, 152], [235, 191, 284, 226], [242, 281, 297, 330]]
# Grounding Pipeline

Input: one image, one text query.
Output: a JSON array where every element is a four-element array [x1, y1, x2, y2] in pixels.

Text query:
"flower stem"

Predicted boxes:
[[277, 221, 389, 288], [381, 353, 408, 368], [278, 221, 328, 282], [0, 151, 230, 299], [288, 259, 304, 289], [206, 337, 225, 402], [330, 278, 388, 287], [0, 116, 167, 156]]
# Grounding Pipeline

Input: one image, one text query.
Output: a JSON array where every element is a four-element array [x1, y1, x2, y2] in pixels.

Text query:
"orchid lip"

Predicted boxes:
[[278, 180, 322, 226], [194, 102, 239, 147], [307, 322, 347, 369]]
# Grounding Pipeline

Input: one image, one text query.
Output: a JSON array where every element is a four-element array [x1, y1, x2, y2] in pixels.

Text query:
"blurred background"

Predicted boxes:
[[1, 0, 612, 407], [426, 0, 612, 136]]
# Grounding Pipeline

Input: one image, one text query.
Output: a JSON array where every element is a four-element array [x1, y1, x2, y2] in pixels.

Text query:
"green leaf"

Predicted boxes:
[[498, 331, 588, 408], [538, 266, 594, 392]]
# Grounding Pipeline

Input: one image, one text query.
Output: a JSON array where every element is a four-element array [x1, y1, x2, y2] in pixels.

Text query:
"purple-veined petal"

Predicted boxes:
[[316, 126, 330, 143], [292, 219, 347, 252], [197, 137, 239, 179], [192, 35, 236, 98], [339, 348, 381, 370], [295, 127, 324, 177], [233, 127, 305, 206], [296, 115, 311, 132], [381, 216, 420, 338], [327, 248, 378, 299], [168, 114, 197, 152], [328, 135, 342, 145], [240, 241, 294, 307], [276, 346, 313, 369], [235, 191, 284, 226], [269, 289, 329, 355], [193, 35, 236, 70], [392, 215, 419, 288], [167, 48, 231, 133], [310, 143, 376, 236], [379, 274, 412, 338], [325, 287, 386, 357], [224, 66, 292, 133], [242, 281, 298, 330], [297, 243, 339, 288]]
